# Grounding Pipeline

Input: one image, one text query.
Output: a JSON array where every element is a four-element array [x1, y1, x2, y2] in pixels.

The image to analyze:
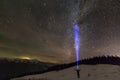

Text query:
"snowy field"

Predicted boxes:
[[12, 64, 120, 80]]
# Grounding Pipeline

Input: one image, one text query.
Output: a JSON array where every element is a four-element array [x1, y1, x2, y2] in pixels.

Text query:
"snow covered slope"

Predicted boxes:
[[12, 64, 120, 80]]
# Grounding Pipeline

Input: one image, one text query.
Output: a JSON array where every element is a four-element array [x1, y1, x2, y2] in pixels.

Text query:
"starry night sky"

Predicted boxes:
[[0, 0, 120, 63]]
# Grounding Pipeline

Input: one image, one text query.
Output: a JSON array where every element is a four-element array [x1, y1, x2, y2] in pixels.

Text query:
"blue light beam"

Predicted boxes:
[[73, 24, 80, 69]]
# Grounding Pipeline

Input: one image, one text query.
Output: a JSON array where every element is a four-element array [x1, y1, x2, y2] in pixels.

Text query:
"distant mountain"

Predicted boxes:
[[1, 56, 120, 80], [0, 58, 56, 80]]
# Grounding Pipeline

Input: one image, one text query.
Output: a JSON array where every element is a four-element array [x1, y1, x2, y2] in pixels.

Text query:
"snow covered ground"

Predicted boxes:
[[12, 64, 120, 80]]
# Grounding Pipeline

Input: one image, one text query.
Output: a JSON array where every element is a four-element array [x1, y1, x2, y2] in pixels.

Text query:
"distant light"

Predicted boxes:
[[20, 56, 31, 60]]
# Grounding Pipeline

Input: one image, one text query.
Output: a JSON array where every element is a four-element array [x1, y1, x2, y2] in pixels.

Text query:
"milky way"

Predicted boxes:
[[0, 0, 120, 63]]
